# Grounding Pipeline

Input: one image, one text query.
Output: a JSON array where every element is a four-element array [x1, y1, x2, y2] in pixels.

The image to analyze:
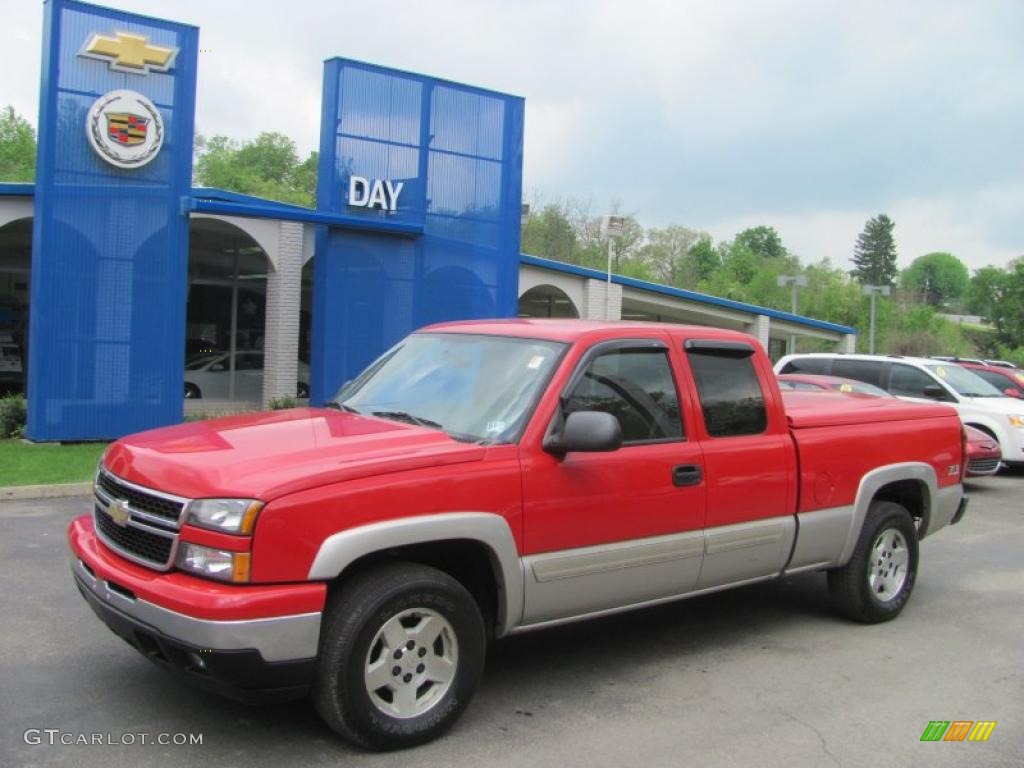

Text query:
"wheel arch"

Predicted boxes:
[[839, 463, 937, 565], [964, 421, 997, 441], [307, 512, 524, 637]]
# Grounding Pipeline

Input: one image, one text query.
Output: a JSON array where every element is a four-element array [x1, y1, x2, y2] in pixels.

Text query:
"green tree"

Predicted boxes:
[[990, 260, 1024, 348], [851, 214, 898, 286], [966, 265, 1007, 319], [521, 201, 580, 263], [900, 252, 970, 308], [734, 225, 786, 261], [641, 225, 701, 287], [193, 132, 317, 206], [0, 106, 36, 182], [688, 235, 721, 283]]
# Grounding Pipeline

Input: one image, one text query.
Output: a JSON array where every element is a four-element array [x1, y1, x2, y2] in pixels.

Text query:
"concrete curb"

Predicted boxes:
[[0, 482, 92, 501]]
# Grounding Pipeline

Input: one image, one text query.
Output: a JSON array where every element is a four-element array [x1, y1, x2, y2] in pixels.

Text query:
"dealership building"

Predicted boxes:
[[0, 0, 855, 441]]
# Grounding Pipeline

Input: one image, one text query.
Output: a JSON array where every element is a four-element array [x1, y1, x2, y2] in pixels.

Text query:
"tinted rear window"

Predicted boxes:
[[780, 357, 829, 375], [687, 350, 767, 437], [832, 359, 885, 387]]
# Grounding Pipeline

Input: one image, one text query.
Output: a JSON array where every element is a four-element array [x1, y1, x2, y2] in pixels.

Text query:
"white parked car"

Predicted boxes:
[[184, 351, 310, 401], [775, 353, 1024, 469]]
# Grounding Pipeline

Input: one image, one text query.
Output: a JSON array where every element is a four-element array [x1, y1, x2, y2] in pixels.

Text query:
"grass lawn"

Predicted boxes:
[[0, 440, 107, 487]]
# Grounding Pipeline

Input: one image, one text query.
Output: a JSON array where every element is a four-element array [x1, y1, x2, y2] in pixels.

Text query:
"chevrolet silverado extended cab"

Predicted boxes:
[[69, 320, 968, 750]]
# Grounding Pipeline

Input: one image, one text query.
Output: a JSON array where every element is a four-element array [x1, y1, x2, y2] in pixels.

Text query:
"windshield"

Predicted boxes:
[[925, 364, 1003, 397], [334, 333, 566, 443]]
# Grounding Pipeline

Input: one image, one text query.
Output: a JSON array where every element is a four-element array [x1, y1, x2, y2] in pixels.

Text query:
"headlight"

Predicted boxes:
[[186, 499, 263, 534], [176, 543, 251, 583], [1008, 415, 1024, 428]]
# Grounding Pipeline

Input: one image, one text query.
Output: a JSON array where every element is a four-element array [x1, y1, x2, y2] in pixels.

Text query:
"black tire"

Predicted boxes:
[[184, 383, 201, 399], [828, 500, 919, 623], [313, 562, 486, 751], [296, 382, 310, 399]]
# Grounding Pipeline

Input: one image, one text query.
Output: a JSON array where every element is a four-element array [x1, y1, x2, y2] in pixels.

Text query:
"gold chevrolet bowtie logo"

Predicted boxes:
[[80, 31, 178, 75]]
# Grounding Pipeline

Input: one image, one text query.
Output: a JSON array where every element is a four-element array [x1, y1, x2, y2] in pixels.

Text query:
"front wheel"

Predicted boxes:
[[827, 500, 919, 623], [313, 562, 486, 750]]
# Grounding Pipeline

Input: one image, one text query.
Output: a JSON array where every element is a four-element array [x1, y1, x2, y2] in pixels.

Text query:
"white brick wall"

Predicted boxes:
[[261, 221, 304, 407], [838, 333, 857, 354], [582, 278, 622, 320], [750, 314, 770, 350]]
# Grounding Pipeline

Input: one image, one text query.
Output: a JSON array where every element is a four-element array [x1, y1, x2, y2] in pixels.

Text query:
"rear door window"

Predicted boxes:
[[686, 345, 767, 437]]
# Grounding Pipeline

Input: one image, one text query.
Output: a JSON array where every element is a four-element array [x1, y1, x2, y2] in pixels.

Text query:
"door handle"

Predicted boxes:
[[672, 464, 702, 487]]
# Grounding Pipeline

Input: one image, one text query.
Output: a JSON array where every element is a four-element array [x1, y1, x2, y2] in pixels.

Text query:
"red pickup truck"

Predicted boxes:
[[69, 320, 968, 750]]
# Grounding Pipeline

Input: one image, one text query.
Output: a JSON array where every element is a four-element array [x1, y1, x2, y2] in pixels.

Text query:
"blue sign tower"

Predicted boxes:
[[27, 0, 198, 440], [311, 59, 525, 403]]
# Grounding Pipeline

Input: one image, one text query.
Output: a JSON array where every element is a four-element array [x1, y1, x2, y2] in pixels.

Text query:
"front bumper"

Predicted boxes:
[[69, 516, 325, 703]]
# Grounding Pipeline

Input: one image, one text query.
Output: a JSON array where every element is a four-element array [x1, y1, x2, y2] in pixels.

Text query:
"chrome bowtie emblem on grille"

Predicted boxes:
[[108, 499, 131, 527]]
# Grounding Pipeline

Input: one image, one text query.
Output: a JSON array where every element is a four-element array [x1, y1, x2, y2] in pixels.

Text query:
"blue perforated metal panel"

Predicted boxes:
[[311, 59, 524, 403], [27, 0, 197, 440]]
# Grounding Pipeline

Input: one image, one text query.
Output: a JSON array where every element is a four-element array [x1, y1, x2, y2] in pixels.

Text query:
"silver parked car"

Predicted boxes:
[[184, 351, 310, 400]]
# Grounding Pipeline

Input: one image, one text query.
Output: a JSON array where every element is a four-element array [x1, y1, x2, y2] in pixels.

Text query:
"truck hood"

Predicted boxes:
[[103, 409, 487, 501]]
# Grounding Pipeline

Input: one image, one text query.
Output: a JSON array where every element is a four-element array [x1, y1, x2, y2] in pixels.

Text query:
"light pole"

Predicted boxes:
[[862, 284, 891, 355], [777, 275, 808, 355], [600, 215, 626, 320]]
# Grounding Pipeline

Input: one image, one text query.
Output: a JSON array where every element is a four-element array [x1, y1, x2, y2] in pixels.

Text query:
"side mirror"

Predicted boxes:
[[922, 384, 946, 400], [545, 411, 622, 456], [1004, 388, 1020, 399]]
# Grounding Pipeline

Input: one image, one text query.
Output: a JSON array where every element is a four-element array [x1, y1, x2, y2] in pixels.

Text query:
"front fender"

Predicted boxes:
[[307, 512, 524, 636]]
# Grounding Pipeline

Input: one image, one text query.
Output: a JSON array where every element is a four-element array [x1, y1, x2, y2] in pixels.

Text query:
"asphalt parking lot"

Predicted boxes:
[[1, 477, 1022, 768]]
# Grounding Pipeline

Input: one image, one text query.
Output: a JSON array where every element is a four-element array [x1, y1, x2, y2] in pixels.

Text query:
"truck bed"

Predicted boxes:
[[781, 389, 957, 428]]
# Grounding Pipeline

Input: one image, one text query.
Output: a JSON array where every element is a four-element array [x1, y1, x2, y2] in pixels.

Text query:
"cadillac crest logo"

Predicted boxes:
[[86, 90, 164, 169]]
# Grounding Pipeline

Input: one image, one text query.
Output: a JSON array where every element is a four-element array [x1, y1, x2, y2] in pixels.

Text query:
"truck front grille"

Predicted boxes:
[[96, 471, 184, 524], [93, 469, 189, 571], [95, 504, 175, 567]]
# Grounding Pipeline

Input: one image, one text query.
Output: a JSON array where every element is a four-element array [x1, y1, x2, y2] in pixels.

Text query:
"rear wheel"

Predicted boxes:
[[184, 383, 201, 399], [313, 562, 486, 750], [828, 500, 918, 623]]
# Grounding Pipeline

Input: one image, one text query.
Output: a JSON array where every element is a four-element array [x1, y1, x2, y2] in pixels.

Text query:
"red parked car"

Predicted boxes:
[[964, 425, 1001, 476], [953, 361, 1024, 399], [777, 373, 891, 397]]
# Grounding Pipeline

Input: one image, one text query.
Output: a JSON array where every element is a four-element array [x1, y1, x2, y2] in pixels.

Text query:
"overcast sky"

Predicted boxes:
[[2, 0, 1022, 271]]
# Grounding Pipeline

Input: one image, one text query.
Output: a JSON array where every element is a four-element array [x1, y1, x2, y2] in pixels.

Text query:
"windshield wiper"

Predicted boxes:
[[326, 402, 361, 413], [371, 410, 444, 430]]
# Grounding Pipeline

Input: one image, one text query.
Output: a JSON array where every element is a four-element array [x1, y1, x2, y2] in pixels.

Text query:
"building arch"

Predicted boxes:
[[185, 217, 275, 404], [0, 216, 32, 395], [518, 283, 580, 318], [0, 199, 33, 230]]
